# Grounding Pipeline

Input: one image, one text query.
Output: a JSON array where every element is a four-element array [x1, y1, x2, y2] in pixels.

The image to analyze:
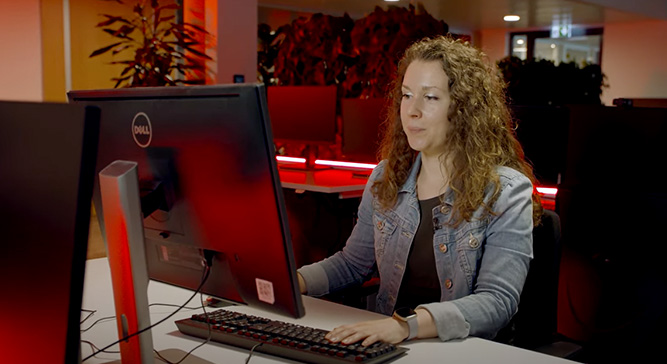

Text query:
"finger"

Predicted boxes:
[[361, 334, 380, 347], [341, 332, 365, 345], [326, 327, 354, 342]]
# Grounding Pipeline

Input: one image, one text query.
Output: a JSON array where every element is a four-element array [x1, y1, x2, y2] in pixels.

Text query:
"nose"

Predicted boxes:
[[403, 97, 422, 119]]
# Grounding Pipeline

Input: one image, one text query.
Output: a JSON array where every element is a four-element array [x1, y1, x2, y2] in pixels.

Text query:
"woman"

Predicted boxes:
[[297, 36, 542, 346]]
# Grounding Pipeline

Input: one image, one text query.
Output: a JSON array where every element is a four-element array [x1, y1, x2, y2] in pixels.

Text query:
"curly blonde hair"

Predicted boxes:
[[373, 36, 542, 227]]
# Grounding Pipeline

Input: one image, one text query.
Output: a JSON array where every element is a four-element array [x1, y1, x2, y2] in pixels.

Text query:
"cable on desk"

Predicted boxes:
[[82, 262, 212, 362], [82, 305, 201, 333], [81, 315, 116, 333], [244, 343, 264, 364], [81, 340, 120, 354], [149, 303, 203, 310], [80, 309, 97, 325], [154, 272, 213, 364]]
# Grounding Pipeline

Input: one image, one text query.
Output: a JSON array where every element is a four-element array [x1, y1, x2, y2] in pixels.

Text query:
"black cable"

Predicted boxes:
[[149, 303, 202, 310], [82, 263, 211, 362], [81, 315, 116, 333], [245, 343, 264, 364], [81, 304, 202, 333], [81, 340, 120, 354], [153, 267, 213, 364], [80, 309, 97, 325]]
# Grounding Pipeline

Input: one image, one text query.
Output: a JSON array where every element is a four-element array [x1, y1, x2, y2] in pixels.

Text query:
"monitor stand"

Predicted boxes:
[[98, 160, 213, 364]]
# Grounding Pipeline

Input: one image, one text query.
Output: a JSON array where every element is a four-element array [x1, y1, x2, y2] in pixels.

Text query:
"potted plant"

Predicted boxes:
[[90, 0, 213, 87], [498, 56, 608, 105]]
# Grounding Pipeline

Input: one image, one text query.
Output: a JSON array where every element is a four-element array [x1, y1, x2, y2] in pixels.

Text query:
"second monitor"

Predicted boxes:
[[267, 85, 337, 168]]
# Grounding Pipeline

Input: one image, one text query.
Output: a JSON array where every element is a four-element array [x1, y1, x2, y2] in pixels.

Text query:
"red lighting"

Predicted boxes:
[[276, 156, 306, 163], [315, 159, 377, 170], [275, 156, 377, 170], [536, 187, 558, 196]]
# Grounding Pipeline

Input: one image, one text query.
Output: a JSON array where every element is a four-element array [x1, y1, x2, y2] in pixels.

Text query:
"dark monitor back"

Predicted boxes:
[[68, 84, 305, 318], [555, 105, 667, 362], [561, 105, 667, 189], [0, 101, 100, 363], [267, 86, 337, 144], [510, 105, 570, 186], [341, 98, 386, 163]]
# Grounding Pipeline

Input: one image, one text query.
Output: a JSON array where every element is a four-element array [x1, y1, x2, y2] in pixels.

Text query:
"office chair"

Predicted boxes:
[[496, 209, 584, 361]]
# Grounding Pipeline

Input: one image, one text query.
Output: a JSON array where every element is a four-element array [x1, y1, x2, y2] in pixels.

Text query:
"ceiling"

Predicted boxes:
[[257, 0, 667, 32]]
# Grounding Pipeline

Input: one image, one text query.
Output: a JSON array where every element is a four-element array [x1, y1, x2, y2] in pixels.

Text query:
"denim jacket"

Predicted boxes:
[[298, 154, 534, 341]]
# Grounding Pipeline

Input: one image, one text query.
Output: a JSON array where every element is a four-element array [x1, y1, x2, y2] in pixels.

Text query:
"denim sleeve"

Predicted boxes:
[[297, 162, 385, 297], [418, 171, 534, 341]]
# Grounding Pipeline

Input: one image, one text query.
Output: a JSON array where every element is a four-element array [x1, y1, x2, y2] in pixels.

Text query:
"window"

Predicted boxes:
[[510, 28, 603, 66]]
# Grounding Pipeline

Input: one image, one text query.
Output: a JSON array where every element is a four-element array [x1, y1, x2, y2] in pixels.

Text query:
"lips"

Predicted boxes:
[[406, 126, 425, 133]]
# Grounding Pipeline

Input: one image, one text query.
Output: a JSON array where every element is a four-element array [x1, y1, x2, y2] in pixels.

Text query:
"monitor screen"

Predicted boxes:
[[341, 97, 386, 163], [68, 84, 305, 318], [0, 101, 100, 363], [267, 85, 337, 144]]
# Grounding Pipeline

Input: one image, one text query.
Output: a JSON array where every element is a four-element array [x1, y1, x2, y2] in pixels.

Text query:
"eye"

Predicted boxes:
[[425, 95, 439, 101], [401, 93, 412, 99]]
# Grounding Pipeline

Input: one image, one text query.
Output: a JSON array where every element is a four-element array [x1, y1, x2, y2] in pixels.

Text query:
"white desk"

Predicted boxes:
[[81, 258, 576, 364]]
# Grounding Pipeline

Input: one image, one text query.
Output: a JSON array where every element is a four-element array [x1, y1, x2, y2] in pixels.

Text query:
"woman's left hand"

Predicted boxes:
[[325, 317, 408, 347]]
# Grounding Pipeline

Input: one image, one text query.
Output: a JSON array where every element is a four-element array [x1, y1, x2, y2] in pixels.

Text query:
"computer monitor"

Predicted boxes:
[[0, 101, 100, 363], [68, 84, 305, 319], [266, 85, 338, 168], [510, 105, 570, 187], [554, 104, 667, 362], [341, 97, 386, 163]]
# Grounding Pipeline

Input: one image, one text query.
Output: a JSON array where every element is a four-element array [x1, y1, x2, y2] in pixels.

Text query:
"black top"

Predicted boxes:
[[395, 195, 442, 310]]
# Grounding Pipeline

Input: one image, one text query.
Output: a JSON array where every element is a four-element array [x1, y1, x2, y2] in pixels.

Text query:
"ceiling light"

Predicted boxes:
[[551, 43, 556, 49], [384, 0, 400, 2], [504, 15, 520, 22], [516, 39, 524, 45]]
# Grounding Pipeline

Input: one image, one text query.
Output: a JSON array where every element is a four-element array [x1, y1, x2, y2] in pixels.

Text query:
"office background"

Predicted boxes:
[[2, 1, 666, 362], [1, 0, 666, 105]]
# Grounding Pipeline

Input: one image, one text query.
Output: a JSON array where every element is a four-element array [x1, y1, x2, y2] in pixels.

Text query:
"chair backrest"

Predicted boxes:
[[497, 209, 562, 348]]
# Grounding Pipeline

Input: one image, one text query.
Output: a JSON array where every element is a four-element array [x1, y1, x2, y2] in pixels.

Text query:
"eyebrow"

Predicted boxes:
[[401, 85, 443, 92]]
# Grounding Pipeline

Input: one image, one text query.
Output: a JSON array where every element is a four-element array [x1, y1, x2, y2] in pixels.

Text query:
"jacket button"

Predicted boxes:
[[444, 279, 453, 289], [376, 221, 384, 229], [439, 244, 448, 253], [469, 234, 480, 249], [440, 205, 451, 214]]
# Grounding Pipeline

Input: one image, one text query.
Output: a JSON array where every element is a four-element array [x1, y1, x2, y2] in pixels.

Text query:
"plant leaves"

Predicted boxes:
[[96, 15, 126, 27], [112, 44, 131, 55], [182, 46, 212, 60], [157, 4, 180, 11], [102, 27, 135, 40], [89, 42, 123, 57], [158, 15, 175, 23]]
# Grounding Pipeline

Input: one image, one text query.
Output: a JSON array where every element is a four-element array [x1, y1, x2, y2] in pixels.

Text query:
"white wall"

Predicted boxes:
[[0, 0, 43, 101], [600, 20, 667, 105]]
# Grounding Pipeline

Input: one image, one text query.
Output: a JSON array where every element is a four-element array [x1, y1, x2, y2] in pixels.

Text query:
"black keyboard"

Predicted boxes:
[[175, 309, 408, 364]]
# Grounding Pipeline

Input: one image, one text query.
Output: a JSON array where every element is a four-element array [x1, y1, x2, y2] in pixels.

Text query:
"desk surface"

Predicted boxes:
[[278, 168, 368, 196], [81, 258, 575, 364]]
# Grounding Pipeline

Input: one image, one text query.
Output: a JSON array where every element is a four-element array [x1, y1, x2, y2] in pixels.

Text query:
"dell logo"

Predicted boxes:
[[131, 112, 152, 148]]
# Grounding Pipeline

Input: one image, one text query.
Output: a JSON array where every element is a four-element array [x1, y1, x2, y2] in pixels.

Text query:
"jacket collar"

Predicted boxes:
[[397, 153, 455, 206]]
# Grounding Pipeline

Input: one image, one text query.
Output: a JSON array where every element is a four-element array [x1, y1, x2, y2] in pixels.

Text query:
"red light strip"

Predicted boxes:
[[315, 159, 378, 169], [536, 187, 558, 196], [276, 156, 306, 163], [275, 157, 560, 196]]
